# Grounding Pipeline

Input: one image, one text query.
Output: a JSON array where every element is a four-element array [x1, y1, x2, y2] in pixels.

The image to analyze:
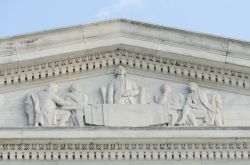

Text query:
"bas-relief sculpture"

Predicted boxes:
[[25, 83, 72, 127], [176, 82, 224, 126], [25, 65, 224, 127], [157, 84, 184, 126], [107, 65, 139, 104], [64, 84, 88, 127]]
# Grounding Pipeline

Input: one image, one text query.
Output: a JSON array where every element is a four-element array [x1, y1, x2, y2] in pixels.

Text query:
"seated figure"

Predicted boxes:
[[108, 65, 139, 104], [176, 82, 223, 126], [25, 83, 74, 127]]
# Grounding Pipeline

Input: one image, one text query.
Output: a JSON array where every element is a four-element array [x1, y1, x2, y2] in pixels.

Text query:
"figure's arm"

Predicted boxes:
[[201, 93, 216, 112], [67, 94, 81, 103], [53, 94, 71, 106], [198, 91, 216, 112], [186, 95, 196, 108], [204, 103, 216, 112]]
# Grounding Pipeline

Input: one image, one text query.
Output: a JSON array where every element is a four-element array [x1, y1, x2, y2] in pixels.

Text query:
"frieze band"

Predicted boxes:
[[25, 65, 224, 127]]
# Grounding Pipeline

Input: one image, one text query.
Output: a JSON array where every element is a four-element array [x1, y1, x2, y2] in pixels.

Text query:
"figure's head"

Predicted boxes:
[[161, 83, 171, 94], [48, 83, 59, 93], [24, 93, 31, 99], [70, 83, 81, 93], [189, 82, 199, 92], [114, 65, 126, 76]]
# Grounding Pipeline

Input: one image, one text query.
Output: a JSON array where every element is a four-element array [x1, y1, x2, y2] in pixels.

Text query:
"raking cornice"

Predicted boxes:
[[1, 19, 250, 93]]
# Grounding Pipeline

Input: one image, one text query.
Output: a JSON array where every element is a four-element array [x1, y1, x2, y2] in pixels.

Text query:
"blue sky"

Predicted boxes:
[[1, 0, 250, 41]]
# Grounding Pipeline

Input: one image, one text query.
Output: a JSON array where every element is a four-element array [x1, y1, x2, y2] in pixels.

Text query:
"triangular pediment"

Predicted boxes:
[[0, 19, 250, 128], [1, 19, 250, 92], [2, 19, 250, 164]]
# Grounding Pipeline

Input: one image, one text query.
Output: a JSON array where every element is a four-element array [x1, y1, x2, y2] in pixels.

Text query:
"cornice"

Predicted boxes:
[[0, 127, 249, 161], [0, 49, 249, 94], [1, 19, 250, 69]]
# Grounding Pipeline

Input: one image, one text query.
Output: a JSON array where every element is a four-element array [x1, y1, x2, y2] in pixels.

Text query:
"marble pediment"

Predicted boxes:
[[2, 19, 250, 164], [1, 19, 250, 128]]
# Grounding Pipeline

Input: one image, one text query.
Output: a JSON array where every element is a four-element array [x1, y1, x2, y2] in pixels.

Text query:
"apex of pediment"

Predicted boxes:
[[0, 18, 250, 70]]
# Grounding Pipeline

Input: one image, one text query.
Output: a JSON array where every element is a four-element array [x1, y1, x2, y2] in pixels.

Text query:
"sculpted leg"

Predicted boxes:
[[176, 105, 190, 125], [76, 110, 85, 127], [187, 113, 198, 126], [58, 111, 71, 126], [214, 113, 223, 126], [71, 111, 79, 126]]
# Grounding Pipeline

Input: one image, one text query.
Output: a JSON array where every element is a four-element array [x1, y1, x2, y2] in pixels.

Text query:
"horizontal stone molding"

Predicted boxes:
[[0, 49, 249, 92], [0, 143, 248, 161], [1, 127, 250, 139], [0, 128, 249, 161]]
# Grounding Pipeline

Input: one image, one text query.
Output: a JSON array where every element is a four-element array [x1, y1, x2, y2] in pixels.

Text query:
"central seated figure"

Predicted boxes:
[[107, 65, 139, 104]]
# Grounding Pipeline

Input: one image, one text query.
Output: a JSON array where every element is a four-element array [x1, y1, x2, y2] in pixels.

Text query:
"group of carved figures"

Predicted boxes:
[[24, 65, 224, 127]]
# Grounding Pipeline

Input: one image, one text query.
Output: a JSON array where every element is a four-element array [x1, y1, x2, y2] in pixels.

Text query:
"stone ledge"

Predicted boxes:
[[0, 127, 249, 141], [0, 127, 249, 162]]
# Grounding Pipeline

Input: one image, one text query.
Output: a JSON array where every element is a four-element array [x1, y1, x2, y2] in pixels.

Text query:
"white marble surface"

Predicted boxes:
[[0, 127, 249, 140], [0, 19, 250, 72], [0, 160, 249, 165], [1, 19, 250, 164], [0, 74, 249, 127]]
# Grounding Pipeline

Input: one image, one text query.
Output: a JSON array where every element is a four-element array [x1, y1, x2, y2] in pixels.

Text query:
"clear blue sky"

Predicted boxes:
[[1, 0, 250, 41]]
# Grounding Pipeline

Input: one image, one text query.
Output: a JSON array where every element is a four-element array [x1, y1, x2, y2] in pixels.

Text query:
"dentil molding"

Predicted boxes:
[[0, 49, 249, 92]]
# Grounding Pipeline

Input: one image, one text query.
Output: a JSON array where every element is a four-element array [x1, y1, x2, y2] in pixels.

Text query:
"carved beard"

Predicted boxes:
[[117, 75, 125, 93], [114, 75, 126, 103]]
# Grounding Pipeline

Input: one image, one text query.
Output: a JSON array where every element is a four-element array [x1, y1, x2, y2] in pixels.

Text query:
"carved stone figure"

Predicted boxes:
[[208, 92, 224, 126], [176, 82, 223, 126], [108, 65, 139, 104], [24, 93, 43, 126], [25, 79, 223, 128], [65, 83, 88, 127], [34, 83, 73, 127], [24, 93, 35, 126], [157, 84, 182, 126], [158, 84, 180, 106]]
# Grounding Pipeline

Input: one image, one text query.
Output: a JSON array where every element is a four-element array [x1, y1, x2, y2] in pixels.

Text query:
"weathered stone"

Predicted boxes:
[[0, 19, 250, 164]]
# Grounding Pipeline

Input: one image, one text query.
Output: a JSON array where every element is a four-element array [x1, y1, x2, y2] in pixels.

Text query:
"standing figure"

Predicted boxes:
[[158, 84, 180, 126], [176, 82, 220, 126], [108, 65, 139, 104], [24, 93, 35, 126], [65, 83, 88, 127], [24, 93, 43, 126], [209, 92, 224, 126], [36, 83, 72, 126]]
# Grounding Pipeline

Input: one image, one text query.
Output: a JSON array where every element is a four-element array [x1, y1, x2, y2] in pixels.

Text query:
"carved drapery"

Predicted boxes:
[[25, 66, 223, 127]]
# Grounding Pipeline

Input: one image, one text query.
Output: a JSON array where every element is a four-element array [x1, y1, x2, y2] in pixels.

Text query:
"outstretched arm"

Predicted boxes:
[[53, 94, 70, 106]]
